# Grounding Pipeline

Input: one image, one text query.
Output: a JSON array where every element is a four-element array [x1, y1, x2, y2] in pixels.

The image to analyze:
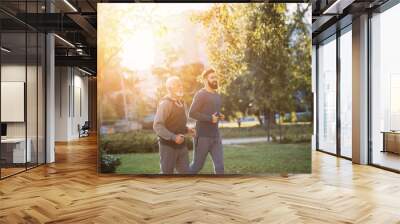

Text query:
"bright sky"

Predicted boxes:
[[120, 28, 155, 71], [102, 3, 310, 98], [118, 3, 213, 73], [152, 3, 213, 15]]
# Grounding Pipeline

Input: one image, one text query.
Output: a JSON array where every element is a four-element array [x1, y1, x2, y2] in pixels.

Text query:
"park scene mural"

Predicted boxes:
[[98, 3, 312, 174]]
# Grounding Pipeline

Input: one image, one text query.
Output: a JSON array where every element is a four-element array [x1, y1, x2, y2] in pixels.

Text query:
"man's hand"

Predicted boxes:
[[174, 134, 185, 144], [212, 113, 219, 123], [188, 128, 196, 137]]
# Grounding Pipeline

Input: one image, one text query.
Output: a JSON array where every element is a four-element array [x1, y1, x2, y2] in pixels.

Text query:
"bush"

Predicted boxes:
[[220, 126, 269, 138], [100, 154, 121, 173], [99, 124, 310, 154], [100, 130, 193, 154], [271, 123, 312, 143], [220, 124, 312, 143]]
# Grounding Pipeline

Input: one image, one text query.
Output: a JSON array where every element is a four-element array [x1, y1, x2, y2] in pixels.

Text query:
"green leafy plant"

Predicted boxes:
[[101, 153, 121, 173]]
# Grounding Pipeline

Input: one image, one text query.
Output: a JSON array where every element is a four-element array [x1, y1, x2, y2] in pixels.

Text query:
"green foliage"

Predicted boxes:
[[152, 62, 205, 106], [191, 4, 248, 91], [100, 124, 311, 155], [220, 126, 272, 139], [100, 131, 194, 154], [271, 124, 313, 143], [193, 3, 312, 126], [220, 124, 312, 142], [100, 153, 121, 173], [288, 5, 313, 112]]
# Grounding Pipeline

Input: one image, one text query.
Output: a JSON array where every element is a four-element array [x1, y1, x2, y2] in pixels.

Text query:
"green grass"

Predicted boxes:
[[113, 142, 311, 174]]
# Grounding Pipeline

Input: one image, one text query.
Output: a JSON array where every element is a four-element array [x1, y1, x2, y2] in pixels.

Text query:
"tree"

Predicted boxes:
[[191, 4, 248, 92], [288, 4, 312, 114], [193, 3, 312, 141]]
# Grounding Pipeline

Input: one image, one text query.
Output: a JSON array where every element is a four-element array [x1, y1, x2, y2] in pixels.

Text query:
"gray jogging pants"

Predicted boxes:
[[159, 143, 190, 174], [190, 136, 224, 174]]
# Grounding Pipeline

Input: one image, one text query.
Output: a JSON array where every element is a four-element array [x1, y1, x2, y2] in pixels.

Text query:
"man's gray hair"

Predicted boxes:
[[166, 76, 181, 92]]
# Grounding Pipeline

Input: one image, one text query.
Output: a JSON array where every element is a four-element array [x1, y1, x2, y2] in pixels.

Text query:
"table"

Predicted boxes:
[[1, 138, 31, 164], [381, 131, 400, 154]]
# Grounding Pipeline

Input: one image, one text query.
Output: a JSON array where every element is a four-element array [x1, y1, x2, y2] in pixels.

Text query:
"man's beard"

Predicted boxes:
[[208, 80, 218, 89]]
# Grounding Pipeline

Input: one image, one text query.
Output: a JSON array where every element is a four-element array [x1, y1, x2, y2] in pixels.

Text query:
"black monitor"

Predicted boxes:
[[1, 123, 7, 137]]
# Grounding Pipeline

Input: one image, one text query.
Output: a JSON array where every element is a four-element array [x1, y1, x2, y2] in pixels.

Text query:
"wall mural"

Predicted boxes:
[[98, 3, 312, 175]]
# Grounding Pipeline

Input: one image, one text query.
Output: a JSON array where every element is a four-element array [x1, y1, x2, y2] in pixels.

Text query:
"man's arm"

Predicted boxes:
[[184, 103, 190, 134], [189, 92, 212, 122], [153, 101, 176, 141]]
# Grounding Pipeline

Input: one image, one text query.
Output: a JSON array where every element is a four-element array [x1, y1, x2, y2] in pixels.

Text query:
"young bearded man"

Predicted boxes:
[[153, 76, 195, 174], [189, 68, 225, 174]]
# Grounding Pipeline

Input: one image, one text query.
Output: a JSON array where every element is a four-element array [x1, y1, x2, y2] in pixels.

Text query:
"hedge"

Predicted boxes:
[[100, 130, 193, 154]]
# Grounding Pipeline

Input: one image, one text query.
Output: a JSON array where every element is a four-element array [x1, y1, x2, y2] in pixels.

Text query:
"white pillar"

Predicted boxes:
[[352, 14, 369, 164], [45, 1, 55, 163], [46, 33, 55, 163]]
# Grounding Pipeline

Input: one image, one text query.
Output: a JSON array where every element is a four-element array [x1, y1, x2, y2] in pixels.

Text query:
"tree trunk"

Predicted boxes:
[[270, 111, 276, 126], [257, 110, 264, 127], [268, 111, 275, 141], [262, 106, 270, 141], [263, 106, 267, 131], [266, 110, 271, 141], [279, 113, 282, 143]]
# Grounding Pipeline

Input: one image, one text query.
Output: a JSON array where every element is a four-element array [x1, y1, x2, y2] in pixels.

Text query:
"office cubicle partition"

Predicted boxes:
[[0, 1, 47, 179]]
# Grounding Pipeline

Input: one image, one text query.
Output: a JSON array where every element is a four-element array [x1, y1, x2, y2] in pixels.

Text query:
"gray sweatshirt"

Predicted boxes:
[[153, 97, 189, 143], [189, 88, 221, 137]]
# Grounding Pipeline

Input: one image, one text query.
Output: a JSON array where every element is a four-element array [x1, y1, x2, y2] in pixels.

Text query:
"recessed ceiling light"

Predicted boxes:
[[54, 34, 75, 48], [322, 0, 355, 15], [63, 0, 78, 12], [78, 67, 93, 76], [1, 47, 11, 53]]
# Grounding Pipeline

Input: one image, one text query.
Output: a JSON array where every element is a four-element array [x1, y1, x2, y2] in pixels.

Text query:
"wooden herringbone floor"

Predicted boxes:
[[1, 136, 400, 224]]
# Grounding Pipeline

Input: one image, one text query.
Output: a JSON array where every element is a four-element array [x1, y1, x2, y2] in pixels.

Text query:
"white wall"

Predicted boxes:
[[1, 65, 38, 138], [55, 66, 69, 141], [1, 65, 26, 138], [55, 67, 89, 141]]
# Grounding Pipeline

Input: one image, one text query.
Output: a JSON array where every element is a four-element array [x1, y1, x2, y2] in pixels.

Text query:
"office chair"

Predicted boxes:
[[79, 121, 90, 138]]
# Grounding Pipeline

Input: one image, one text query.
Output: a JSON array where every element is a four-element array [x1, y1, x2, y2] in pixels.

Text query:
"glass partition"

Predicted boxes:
[[1, 31, 28, 177], [339, 27, 352, 158], [317, 35, 337, 154], [0, 1, 46, 179], [371, 4, 400, 171]]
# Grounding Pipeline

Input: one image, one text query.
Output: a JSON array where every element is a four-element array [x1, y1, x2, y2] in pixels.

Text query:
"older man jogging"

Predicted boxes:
[[153, 76, 195, 174]]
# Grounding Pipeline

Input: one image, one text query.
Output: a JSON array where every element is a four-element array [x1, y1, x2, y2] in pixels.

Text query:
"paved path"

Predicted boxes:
[[222, 137, 270, 145]]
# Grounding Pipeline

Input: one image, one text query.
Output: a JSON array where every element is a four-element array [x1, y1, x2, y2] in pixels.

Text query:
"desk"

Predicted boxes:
[[1, 138, 31, 164], [381, 131, 400, 154]]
